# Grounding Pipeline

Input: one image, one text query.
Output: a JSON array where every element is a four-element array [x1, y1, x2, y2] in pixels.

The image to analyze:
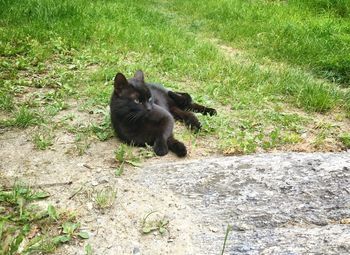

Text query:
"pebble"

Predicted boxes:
[[232, 223, 251, 232], [209, 226, 219, 233], [98, 176, 109, 184], [133, 247, 141, 255], [86, 202, 93, 210]]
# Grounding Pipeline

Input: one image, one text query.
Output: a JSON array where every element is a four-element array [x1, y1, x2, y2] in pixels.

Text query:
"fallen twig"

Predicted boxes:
[[69, 186, 84, 200]]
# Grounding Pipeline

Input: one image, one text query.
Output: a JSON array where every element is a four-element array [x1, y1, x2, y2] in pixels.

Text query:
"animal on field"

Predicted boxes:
[[110, 70, 216, 157]]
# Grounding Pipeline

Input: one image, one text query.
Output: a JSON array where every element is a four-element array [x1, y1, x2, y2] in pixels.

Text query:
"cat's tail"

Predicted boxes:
[[167, 136, 187, 157]]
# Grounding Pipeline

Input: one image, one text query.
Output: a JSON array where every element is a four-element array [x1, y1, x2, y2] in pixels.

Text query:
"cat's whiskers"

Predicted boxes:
[[126, 111, 142, 124]]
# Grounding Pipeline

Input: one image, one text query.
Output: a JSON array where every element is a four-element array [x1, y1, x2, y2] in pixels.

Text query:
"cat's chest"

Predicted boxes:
[[154, 97, 169, 110], [147, 84, 170, 110]]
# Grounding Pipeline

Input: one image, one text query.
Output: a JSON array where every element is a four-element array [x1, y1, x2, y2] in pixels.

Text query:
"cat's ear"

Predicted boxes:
[[114, 73, 129, 92], [134, 70, 144, 82]]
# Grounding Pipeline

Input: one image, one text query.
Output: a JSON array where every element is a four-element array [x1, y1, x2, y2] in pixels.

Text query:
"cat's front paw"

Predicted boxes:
[[153, 139, 168, 156], [204, 108, 217, 116]]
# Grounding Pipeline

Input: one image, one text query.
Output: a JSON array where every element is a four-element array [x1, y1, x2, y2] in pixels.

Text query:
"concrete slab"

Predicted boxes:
[[138, 152, 350, 255]]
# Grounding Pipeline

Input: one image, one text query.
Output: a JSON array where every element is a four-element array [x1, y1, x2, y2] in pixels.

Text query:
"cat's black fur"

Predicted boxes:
[[110, 70, 216, 157]]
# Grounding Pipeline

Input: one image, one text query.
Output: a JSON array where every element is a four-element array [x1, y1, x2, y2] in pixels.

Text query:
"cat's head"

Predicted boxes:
[[113, 70, 153, 111]]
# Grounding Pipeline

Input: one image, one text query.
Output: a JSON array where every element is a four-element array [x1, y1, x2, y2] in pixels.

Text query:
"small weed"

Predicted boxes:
[[45, 100, 68, 117], [221, 131, 258, 155], [11, 106, 42, 128], [138, 144, 156, 159], [63, 113, 76, 121], [339, 133, 350, 149], [94, 187, 117, 210], [282, 132, 303, 144], [50, 221, 89, 246], [75, 141, 90, 156], [0, 183, 88, 254], [85, 243, 93, 255], [69, 133, 91, 156], [115, 162, 124, 177], [141, 211, 169, 235], [90, 114, 113, 141], [267, 111, 306, 130], [33, 131, 54, 150], [312, 121, 336, 149], [114, 144, 141, 167], [48, 204, 59, 221], [313, 131, 327, 149], [0, 89, 14, 111], [220, 224, 232, 255], [262, 128, 282, 150]]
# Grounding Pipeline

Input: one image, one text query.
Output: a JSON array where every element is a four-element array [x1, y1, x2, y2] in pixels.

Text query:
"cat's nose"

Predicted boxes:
[[146, 103, 152, 111]]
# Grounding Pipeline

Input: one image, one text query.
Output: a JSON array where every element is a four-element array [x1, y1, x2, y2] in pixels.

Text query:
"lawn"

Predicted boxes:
[[1, 0, 350, 253], [1, 0, 349, 155], [166, 0, 350, 85]]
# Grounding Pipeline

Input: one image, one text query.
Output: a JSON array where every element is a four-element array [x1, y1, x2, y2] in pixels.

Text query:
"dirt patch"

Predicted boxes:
[[14, 86, 56, 106], [0, 127, 202, 254], [85, 63, 100, 72]]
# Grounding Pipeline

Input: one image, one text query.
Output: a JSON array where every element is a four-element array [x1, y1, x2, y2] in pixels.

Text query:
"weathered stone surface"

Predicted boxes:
[[138, 152, 350, 255]]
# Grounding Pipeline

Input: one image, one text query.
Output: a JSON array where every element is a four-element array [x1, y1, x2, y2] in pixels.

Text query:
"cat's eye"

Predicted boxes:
[[134, 99, 140, 104], [148, 97, 152, 102]]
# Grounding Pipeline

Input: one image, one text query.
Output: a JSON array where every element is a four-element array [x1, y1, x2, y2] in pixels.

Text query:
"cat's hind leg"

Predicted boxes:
[[149, 104, 187, 157], [168, 91, 217, 116], [168, 91, 192, 109], [167, 136, 187, 157]]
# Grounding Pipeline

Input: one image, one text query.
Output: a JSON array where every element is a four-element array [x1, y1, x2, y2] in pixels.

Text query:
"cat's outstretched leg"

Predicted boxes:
[[167, 136, 187, 157], [168, 91, 217, 116], [187, 103, 217, 116], [170, 106, 201, 132]]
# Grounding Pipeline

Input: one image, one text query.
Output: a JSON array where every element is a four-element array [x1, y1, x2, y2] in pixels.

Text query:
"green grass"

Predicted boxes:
[[0, 183, 88, 254], [220, 225, 232, 255], [114, 144, 142, 167], [1, 106, 43, 128], [0, 89, 14, 111], [32, 130, 54, 150], [339, 133, 350, 149], [1, 0, 350, 154], [165, 0, 350, 85], [141, 211, 169, 235], [94, 187, 117, 210]]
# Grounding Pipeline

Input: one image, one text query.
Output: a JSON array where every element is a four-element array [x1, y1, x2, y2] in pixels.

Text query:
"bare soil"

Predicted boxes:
[[0, 113, 203, 254]]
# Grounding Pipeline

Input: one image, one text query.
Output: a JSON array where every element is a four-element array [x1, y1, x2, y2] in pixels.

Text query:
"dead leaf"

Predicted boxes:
[[28, 225, 40, 239]]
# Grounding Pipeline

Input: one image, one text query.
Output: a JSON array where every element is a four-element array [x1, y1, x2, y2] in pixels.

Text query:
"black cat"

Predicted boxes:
[[110, 70, 216, 157]]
